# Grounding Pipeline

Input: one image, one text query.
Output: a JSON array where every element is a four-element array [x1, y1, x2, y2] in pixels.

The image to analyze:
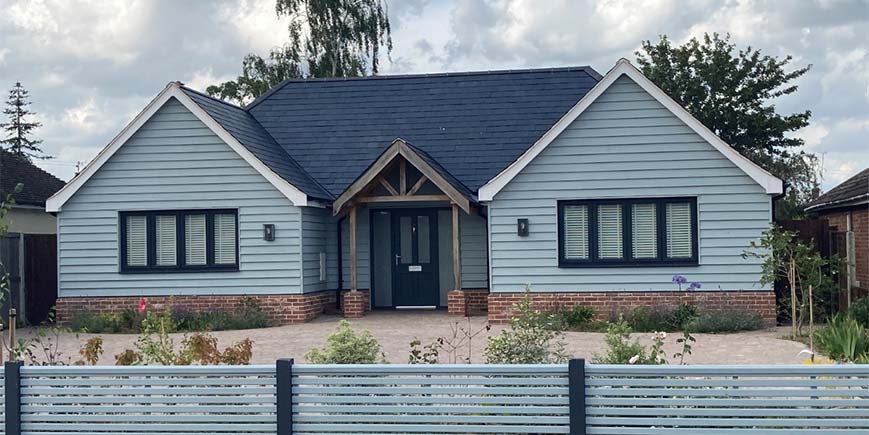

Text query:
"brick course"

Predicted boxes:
[[487, 291, 776, 326], [448, 289, 489, 316], [55, 292, 337, 325], [342, 290, 370, 318]]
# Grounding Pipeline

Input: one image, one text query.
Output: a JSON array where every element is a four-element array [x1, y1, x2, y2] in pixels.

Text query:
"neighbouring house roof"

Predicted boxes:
[[0, 150, 65, 208], [805, 168, 869, 212]]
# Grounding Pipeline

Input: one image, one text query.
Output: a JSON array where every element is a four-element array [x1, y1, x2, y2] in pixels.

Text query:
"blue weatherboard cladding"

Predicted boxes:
[[189, 67, 600, 200], [181, 87, 332, 201]]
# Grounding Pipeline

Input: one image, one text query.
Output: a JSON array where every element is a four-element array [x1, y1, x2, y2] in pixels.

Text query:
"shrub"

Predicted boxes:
[[625, 303, 698, 332], [305, 320, 385, 364], [815, 315, 869, 363], [484, 292, 569, 364], [683, 310, 764, 333], [555, 305, 597, 330], [592, 319, 666, 365], [848, 297, 869, 328]]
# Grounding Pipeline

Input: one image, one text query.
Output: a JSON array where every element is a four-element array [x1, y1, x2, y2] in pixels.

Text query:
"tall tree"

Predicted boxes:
[[208, 0, 392, 105], [0, 82, 51, 161], [636, 33, 818, 217]]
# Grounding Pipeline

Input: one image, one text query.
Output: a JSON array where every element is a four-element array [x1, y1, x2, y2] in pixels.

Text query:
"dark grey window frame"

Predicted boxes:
[[557, 197, 698, 268], [119, 209, 239, 273]]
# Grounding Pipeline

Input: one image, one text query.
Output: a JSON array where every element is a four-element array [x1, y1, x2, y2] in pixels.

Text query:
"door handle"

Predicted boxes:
[[395, 254, 401, 266]]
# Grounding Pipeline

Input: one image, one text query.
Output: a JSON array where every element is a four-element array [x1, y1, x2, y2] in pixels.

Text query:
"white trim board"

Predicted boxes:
[[478, 59, 784, 202], [46, 83, 309, 212]]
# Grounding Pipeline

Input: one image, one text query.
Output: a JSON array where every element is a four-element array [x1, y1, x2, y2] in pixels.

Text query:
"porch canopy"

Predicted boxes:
[[333, 138, 477, 294]]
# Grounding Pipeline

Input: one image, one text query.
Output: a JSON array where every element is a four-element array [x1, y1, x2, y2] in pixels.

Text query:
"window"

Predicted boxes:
[[558, 198, 697, 267], [120, 209, 238, 272]]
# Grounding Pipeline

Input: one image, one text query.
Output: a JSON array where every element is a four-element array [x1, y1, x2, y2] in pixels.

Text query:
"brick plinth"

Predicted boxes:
[[448, 289, 489, 316], [342, 290, 369, 318], [55, 292, 336, 325], [487, 291, 777, 326]]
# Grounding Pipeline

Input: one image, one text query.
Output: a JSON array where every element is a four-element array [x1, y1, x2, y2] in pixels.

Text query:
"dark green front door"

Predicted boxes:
[[391, 209, 439, 307]]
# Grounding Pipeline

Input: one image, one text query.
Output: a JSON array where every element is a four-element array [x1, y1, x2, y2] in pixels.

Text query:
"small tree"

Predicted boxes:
[[0, 83, 51, 161], [743, 224, 844, 338]]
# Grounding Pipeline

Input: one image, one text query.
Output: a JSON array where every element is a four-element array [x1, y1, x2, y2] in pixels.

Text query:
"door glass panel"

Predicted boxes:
[[399, 216, 412, 264], [417, 215, 430, 263]]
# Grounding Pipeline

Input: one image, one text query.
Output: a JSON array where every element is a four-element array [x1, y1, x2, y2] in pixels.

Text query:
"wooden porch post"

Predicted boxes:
[[349, 205, 358, 291], [452, 203, 461, 290]]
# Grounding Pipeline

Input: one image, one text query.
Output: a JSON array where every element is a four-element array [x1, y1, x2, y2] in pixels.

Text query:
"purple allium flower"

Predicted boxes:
[[672, 275, 687, 284], [687, 281, 702, 291]]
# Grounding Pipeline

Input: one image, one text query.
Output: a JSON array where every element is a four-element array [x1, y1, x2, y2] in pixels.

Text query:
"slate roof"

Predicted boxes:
[[0, 150, 66, 207], [187, 67, 602, 202], [806, 168, 869, 212]]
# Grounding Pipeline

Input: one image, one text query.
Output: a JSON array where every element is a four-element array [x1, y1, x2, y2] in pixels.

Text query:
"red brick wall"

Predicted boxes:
[[56, 292, 337, 325], [341, 290, 370, 318], [822, 207, 869, 293], [487, 291, 776, 326], [447, 289, 489, 316]]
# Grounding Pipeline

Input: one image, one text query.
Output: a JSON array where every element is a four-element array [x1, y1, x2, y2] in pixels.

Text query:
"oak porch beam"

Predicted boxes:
[[452, 203, 461, 291], [349, 205, 358, 291]]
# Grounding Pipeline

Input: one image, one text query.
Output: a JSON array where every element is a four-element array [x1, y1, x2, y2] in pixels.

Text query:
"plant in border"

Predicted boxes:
[[485, 289, 569, 364], [814, 314, 868, 364], [305, 320, 385, 364], [592, 318, 667, 365]]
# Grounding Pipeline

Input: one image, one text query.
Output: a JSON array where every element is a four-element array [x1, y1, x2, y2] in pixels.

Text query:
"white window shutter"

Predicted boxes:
[[126, 215, 147, 266], [631, 203, 657, 259], [214, 213, 237, 265], [563, 205, 589, 260], [185, 214, 207, 265], [666, 202, 693, 258], [597, 204, 623, 259], [155, 215, 177, 266]]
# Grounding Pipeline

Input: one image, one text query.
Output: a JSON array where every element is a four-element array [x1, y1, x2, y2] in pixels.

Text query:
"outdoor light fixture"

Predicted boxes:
[[263, 224, 275, 241], [517, 218, 529, 237]]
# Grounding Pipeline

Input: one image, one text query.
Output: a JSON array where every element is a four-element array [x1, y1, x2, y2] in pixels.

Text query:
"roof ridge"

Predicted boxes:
[[245, 65, 602, 111], [179, 84, 249, 112]]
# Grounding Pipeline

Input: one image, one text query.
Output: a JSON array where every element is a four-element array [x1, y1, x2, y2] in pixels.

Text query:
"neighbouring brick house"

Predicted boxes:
[[47, 59, 782, 325], [806, 168, 869, 307]]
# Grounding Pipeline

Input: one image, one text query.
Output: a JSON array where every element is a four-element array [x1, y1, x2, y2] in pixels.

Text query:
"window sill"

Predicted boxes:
[[558, 260, 699, 268], [119, 266, 240, 274]]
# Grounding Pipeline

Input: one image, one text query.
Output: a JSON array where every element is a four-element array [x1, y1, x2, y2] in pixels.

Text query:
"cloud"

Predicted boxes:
[[0, 0, 865, 190]]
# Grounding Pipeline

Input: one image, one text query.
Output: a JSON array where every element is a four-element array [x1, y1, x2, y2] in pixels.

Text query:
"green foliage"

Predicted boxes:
[[484, 292, 569, 364], [814, 315, 869, 363], [208, 0, 392, 104], [743, 224, 845, 335], [637, 33, 817, 211], [305, 320, 385, 364], [625, 303, 698, 332], [0, 82, 51, 160], [70, 298, 270, 333], [408, 338, 440, 364], [684, 310, 765, 333], [556, 305, 597, 330], [592, 319, 666, 365], [848, 297, 869, 329]]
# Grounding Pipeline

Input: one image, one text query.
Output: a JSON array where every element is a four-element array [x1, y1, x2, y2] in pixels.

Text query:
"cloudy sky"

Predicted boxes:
[[0, 0, 866, 190]]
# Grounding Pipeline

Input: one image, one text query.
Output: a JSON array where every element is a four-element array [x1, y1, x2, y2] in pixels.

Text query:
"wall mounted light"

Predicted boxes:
[[517, 218, 529, 237], [263, 224, 275, 241]]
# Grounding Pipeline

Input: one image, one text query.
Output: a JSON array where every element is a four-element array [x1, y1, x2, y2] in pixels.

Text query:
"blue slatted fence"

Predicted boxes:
[[0, 361, 866, 435]]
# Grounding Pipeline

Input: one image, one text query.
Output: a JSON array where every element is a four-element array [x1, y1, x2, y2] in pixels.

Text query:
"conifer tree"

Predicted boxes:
[[0, 82, 51, 161]]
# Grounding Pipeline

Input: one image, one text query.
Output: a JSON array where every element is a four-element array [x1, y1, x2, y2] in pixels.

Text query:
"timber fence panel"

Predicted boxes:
[[18, 365, 277, 435], [585, 364, 869, 435], [291, 364, 572, 434]]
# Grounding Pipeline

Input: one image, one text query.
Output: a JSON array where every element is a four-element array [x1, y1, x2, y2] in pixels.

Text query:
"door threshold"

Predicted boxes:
[[395, 305, 437, 310]]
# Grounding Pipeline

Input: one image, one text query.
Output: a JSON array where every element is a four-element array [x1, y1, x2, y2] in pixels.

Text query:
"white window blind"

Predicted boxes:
[[631, 203, 658, 259], [598, 204, 623, 259], [185, 214, 206, 266], [562, 205, 589, 260], [214, 213, 237, 265], [155, 215, 177, 266], [666, 202, 693, 258], [126, 215, 147, 267]]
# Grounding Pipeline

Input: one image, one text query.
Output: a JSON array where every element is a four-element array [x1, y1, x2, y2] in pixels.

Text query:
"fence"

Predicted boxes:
[[1, 360, 868, 435]]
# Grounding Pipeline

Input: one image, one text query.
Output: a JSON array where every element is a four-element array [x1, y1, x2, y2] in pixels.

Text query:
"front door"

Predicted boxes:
[[391, 209, 439, 307]]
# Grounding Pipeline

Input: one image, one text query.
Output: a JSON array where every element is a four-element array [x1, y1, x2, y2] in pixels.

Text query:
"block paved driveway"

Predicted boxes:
[[23, 311, 808, 365]]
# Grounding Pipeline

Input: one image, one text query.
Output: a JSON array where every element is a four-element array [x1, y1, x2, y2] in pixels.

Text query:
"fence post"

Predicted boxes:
[[569, 358, 586, 435], [276, 359, 293, 435], [5, 360, 22, 435]]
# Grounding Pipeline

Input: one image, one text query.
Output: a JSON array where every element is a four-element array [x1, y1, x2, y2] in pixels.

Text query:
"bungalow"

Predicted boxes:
[[47, 59, 781, 325]]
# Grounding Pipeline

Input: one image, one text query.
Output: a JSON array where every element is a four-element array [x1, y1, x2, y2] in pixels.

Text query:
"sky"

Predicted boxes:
[[0, 0, 866, 190]]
